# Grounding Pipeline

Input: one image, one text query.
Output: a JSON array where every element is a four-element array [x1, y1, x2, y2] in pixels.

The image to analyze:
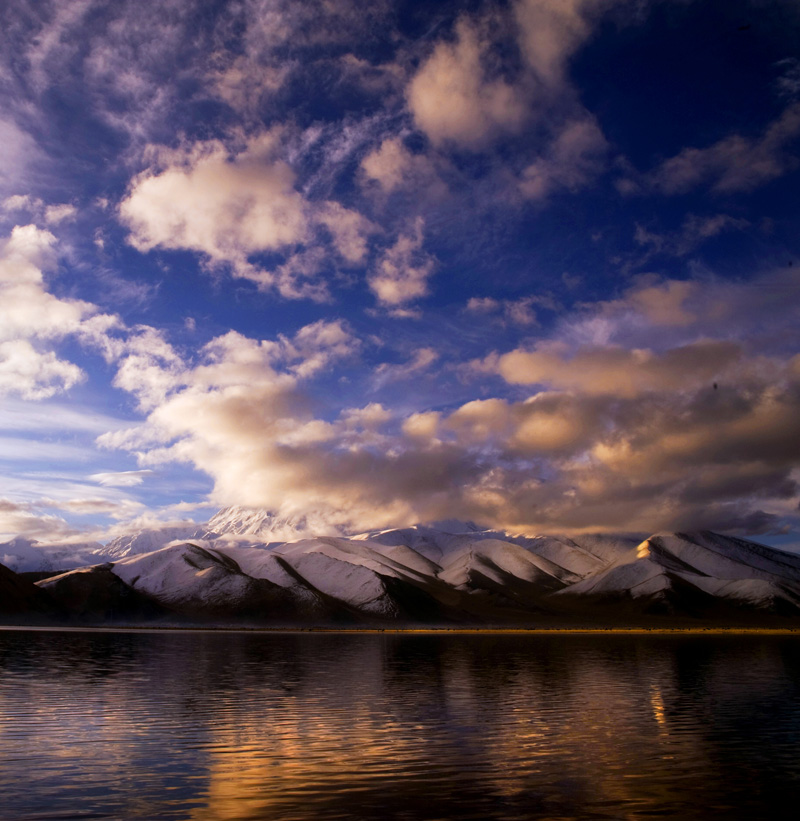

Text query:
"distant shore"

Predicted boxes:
[[2, 624, 799, 635]]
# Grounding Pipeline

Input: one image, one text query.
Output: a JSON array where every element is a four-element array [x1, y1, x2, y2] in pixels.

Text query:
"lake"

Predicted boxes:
[[0, 629, 798, 819]]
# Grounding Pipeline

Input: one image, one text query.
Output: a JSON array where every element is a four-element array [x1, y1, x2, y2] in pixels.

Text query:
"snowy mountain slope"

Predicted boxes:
[[439, 539, 575, 589], [555, 532, 800, 617], [40, 542, 340, 623], [203, 506, 342, 542], [647, 531, 800, 583], [99, 525, 206, 559], [524, 534, 639, 578]]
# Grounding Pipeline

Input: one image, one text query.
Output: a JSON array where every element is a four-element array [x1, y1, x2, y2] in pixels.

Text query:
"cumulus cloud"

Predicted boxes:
[[486, 339, 743, 398], [407, 17, 527, 149], [2, 196, 77, 225], [98, 280, 800, 536], [360, 137, 441, 194], [368, 217, 435, 308], [120, 133, 374, 300], [0, 225, 118, 399]]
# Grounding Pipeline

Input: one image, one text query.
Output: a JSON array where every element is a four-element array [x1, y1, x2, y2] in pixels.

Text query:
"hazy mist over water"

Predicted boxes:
[[1, 630, 799, 820]]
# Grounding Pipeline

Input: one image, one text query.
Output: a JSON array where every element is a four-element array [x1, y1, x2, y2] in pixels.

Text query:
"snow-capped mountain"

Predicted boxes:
[[100, 524, 207, 559], [8, 525, 799, 626], [203, 506, 343, 542], [4, 506, 800, 626]]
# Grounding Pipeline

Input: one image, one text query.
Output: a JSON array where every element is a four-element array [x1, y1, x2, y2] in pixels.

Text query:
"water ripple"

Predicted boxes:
[[0, 631, 799, 819]]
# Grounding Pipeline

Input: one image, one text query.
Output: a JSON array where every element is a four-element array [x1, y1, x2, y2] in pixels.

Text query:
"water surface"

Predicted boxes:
[[0, 629, 798, 819]]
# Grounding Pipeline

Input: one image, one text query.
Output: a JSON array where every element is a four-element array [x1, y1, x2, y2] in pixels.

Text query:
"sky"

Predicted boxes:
[[0, 0, 799, 547]]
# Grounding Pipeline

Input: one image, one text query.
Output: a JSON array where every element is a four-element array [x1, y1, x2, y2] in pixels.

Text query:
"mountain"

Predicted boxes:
[[555, 531, 800, 619], [3, 514, 800, 627], [100, 524, 207, 559], [0, 561, 61, 621], [203, 506, 342, 543]]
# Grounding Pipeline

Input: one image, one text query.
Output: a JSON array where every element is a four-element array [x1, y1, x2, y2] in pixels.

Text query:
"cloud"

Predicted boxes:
[[776, 57, 800, 100], [98, 270, 800, 537], [512, 0, 598, 91], [465, 295, 544, 325], [120, 133, 374, 300], [2, 196, 77, 226], [207, 0, 395, 116], [360, 137, 441, 194], [0, 340, 84, 400], [0, 118, 40, 194], [373, 347, 438, 388], [368, 217, 435, 307], [0, 399, 131, 435], [0, 499, 75, 542], [407, 17, 527, 149], [519, 116, 607, 199], [90, 470, 154, 487], [487, 339, 743, 398], [0, 225, 118, 399], [634, 213, 750, 258], [630, 103, 800, 195]]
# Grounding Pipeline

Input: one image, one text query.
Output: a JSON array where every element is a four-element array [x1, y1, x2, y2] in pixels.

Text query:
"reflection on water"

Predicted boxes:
[[0, 630, 799, 820]]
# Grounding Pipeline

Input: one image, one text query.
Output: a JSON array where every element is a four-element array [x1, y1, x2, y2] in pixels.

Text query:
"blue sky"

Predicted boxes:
[[0, 0, 799, 547]]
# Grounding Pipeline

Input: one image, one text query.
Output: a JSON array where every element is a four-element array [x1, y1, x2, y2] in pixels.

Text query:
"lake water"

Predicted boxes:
[[0, 629, 799, 820]]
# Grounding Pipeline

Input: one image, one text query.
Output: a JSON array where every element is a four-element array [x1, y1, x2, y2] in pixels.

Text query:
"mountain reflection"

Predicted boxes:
[[0, 630, 799, 819]]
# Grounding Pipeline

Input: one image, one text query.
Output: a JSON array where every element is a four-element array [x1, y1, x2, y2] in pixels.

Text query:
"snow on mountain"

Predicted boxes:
[[556, 531, 800, 613], [0, 537, 104, 572], [110, 542, 260, 606], [98, 524, 207, 559], [271, 537, 447, 615], [524, 534, 639, 578], [439, 539, 575, 589], [353, 524, 517, 564], [6, 519, 800, 625], [203, 506, 342, 543]]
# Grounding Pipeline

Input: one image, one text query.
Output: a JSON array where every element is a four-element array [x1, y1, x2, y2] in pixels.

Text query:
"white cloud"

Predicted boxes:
[[121, 136, 307, 263], [368, 217, 435, 307], [90, 470, 153, 487], [96, 273, 800, 537], [0, 225, 118, 400], [0, 340, 84, 400], [120, 133, 374, 299], [407, 17, 527, 149], [360, 137, 441, 194]]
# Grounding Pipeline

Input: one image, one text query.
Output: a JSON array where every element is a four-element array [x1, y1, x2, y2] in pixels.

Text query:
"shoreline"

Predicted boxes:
[[1, 624, 799, 635]]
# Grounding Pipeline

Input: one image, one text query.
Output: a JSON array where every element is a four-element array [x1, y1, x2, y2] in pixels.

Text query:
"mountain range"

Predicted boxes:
[[2, 508, 800, 627]]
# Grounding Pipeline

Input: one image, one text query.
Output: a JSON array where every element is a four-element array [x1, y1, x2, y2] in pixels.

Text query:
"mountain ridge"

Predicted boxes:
[[1, 517, 798, 627]]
